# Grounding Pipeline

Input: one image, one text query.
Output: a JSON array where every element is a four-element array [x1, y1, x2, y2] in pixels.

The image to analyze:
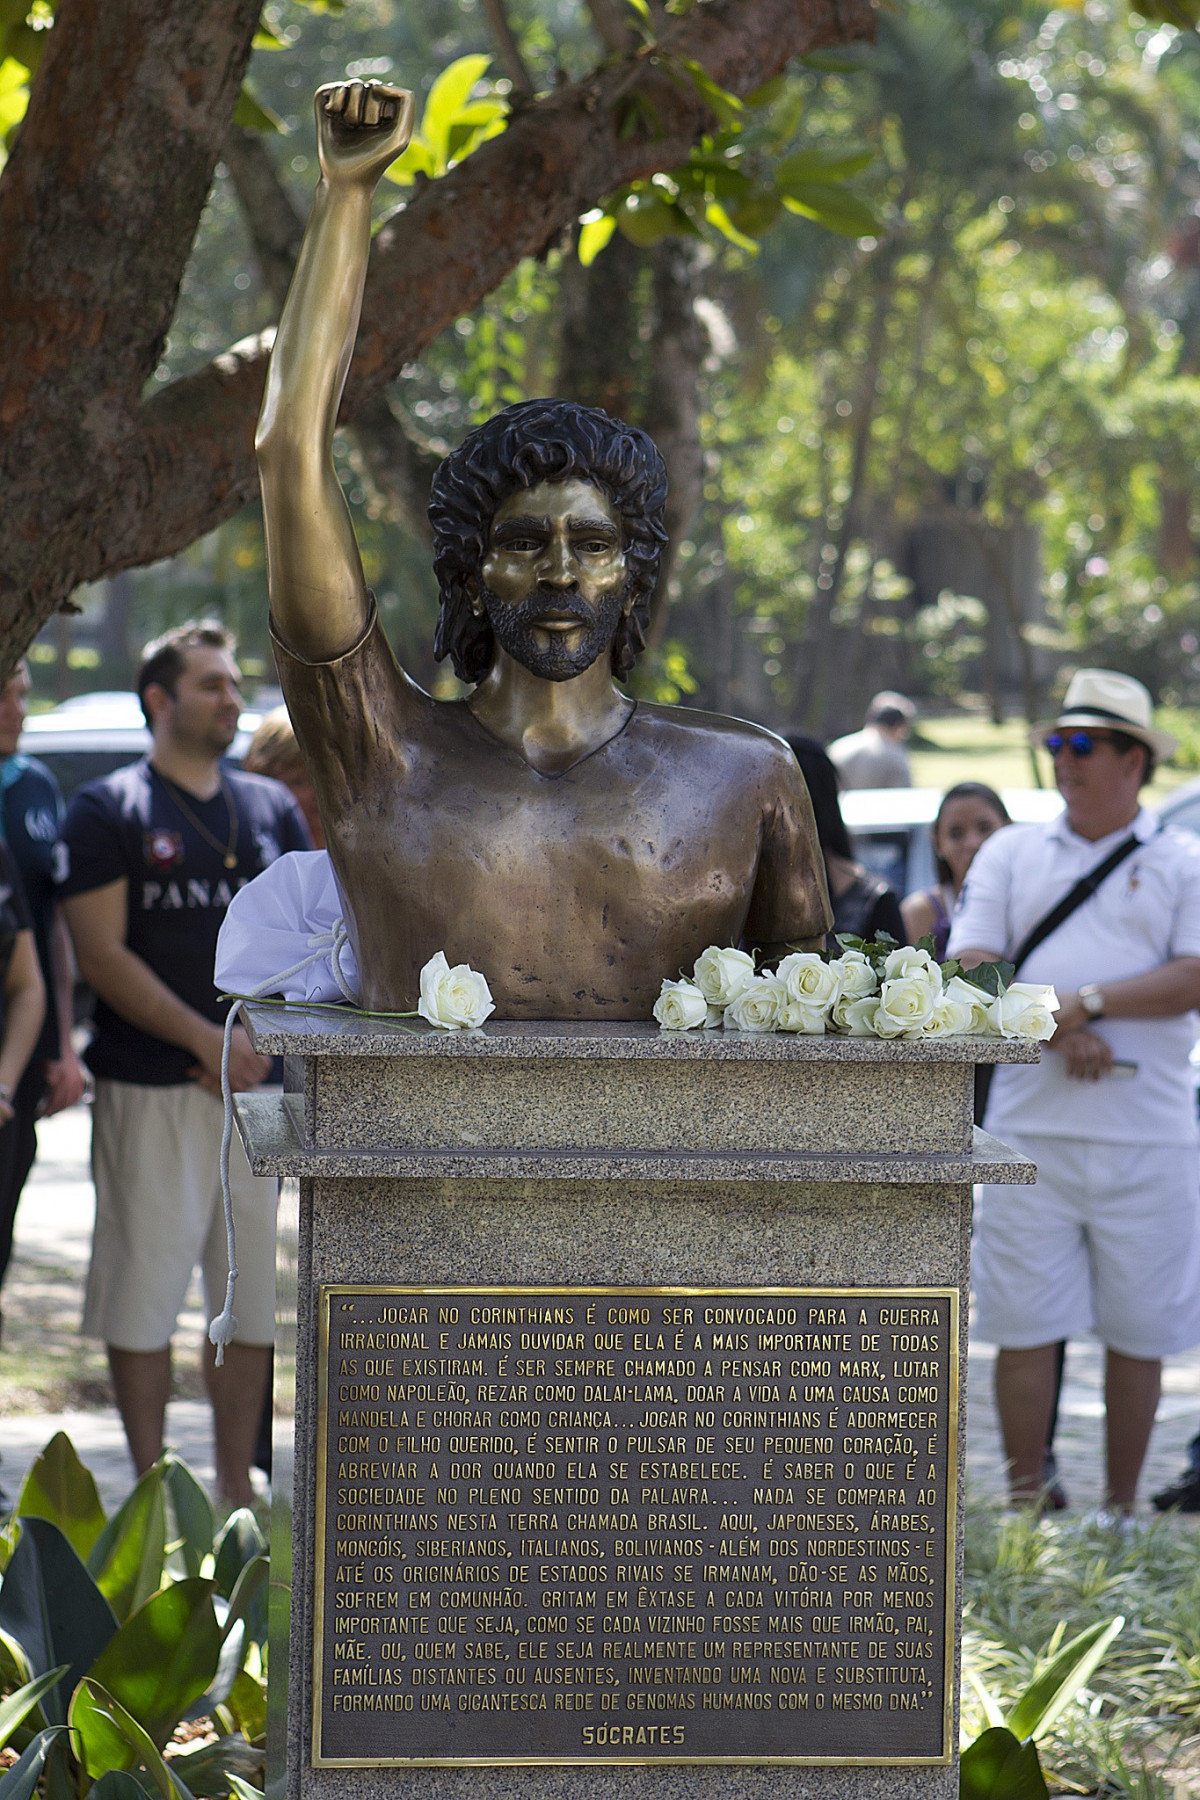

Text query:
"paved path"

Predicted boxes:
[[2, 1106, 1200, 1513]]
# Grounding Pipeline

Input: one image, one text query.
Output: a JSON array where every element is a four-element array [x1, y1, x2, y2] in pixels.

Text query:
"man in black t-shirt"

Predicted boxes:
[[0, 660, 88, 1309], [60, 622, 310, 1505]]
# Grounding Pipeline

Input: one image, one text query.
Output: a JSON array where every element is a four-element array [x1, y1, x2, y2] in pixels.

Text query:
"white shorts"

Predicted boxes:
[[83, 1079, 277, 1352], [973, 1133, 1200, 1359]]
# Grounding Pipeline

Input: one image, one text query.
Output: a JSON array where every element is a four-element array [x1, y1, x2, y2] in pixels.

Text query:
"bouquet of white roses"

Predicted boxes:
[[652, 934, 1057, 1043]]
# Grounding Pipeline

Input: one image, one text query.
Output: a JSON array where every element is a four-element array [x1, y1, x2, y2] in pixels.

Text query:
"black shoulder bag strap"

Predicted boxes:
[[973, 829, 1142, 1125], [1008, 831, 1142, 975]]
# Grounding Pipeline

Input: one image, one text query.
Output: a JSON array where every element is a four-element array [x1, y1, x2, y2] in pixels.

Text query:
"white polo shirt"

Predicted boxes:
[[948, 805, 1200, 1145]]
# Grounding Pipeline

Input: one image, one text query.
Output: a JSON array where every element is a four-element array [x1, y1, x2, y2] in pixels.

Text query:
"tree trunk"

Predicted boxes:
[[0, 0, 874, 672], [642, 238, 707, 651]]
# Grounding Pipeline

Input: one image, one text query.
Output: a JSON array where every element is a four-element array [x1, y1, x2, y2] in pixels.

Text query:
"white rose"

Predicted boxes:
[[832, 994, 881, 1035], [693, 945, 757, 1007], [989, 982, 1060, 1041], [836, 950, 878, 999], [883, 945, 942, 986], [653, 979, 709, 1032], [874, 973, 940, 1038], [924, 987, 980, 1037], [418, 951, 495, 1030], [942, 975, 993, 1036], [724, 976, 783, 1034], [776, 951, 843, 1011], [776, 994, 828, 1035]]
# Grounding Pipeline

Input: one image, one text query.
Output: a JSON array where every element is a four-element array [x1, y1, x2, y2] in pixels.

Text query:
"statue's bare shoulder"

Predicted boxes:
[[632, 700, 804, 791]]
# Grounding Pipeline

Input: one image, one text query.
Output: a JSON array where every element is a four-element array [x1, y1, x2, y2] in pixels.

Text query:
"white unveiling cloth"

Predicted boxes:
[[214, 849, 360, 1004], [949, 805, 1200, 1145]]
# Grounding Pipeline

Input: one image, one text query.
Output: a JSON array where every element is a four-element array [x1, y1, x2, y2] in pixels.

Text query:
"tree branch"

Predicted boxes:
[[221, 125, 305, 310], [0, 0, 875, 654], [479, 0, 536, 100]]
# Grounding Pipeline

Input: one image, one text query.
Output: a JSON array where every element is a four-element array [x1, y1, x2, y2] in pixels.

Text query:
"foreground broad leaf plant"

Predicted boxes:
[[0, 1434, 267, 1797]]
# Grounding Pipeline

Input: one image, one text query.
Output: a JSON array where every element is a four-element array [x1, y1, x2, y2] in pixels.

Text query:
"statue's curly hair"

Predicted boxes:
[[429, 398, 669, 685]]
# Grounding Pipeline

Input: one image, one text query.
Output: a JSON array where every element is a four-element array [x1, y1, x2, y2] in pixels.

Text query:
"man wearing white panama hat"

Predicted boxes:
[[950, 668, 1200, 1514]]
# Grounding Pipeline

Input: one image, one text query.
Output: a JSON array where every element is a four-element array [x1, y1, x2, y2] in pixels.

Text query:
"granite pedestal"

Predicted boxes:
[[235, 1013, 1036, 1800]]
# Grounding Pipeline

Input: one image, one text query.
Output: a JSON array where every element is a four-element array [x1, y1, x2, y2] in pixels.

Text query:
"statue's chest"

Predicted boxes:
[[339, 761, 749, 902]]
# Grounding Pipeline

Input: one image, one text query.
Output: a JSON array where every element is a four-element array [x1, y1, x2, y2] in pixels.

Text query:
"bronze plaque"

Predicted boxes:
[[313, 1286, 957, 1766]]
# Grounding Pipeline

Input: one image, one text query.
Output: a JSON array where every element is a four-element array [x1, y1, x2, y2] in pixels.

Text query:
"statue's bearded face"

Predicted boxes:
[[477, 479, 630, 682]]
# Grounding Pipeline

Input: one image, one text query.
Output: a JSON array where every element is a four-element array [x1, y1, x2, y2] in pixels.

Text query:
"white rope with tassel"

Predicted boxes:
[[209, 920, 356, 1364]]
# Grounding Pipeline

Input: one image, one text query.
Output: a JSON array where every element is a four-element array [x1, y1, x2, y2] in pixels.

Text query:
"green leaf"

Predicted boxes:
[[728, 191, 783, 238], [705, 200, 759, 252], [0, 1517, 117, 1724], [89, 1465, 168, 1623], [68, 1679, 192, 1799], [232, 82, 285, 135], [781, 180, 879, 238], [678, 58, 744, 128], [745, 73, 787, 107], [1005, 1616, 1124, 1742], [616, 193, 698, 246], [89, 1579, 222, 1752], [213, 1512, 265, 1603], [0, 55, 29, 140], [222, 1554, 268, 1649], [164, 1732, 263, 1794], [801, 48, 866, 72], [0, 1625, 34, 1688], [0, 1728, 61, 1800], [14, 1434, 106, 1562], [775, 146, 874, 184], [421, 53, 491, 171], [383, 138, 436, 185], [220, 1667, 266, 1742], [225, 1777, 264, 1800], [959, 1726, 1048, 1800], [89, 1775, 158, 1800], [0, 1667, 69, 1750], [578, 213, 617, 265], [250, 23, 287, 49], [162, 1459, 214, 1583]]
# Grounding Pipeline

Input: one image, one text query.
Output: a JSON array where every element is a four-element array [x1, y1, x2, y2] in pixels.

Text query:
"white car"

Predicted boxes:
[[840, 786, 1065, 898], [19, 692, 261, 798]]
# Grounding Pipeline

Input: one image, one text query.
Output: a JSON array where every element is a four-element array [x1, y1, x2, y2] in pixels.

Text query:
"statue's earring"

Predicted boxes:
[[467, 581, 484, 620]]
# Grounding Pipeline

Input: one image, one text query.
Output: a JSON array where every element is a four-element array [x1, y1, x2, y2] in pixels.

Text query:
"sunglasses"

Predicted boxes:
[[1044, 730, 1121, 757]]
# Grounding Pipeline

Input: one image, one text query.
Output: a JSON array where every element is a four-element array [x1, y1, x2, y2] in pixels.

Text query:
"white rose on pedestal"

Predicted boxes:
[[925, 985, 983, 1037], [418, 951, 496, 1029], [653, 979, 709, 1032], [724, 976, 783, 1034], [941, 975, 994, 1036], [833, 994, 883, 1035], [989, 982, 1060, 1041], [836, 950, 879, 1000], [693, 946, 757, 1008], [883, 945, 941, 983], [776, 994, 829, 1035], [874, 971, 941, 1038], [776, 952, 844, 1013]]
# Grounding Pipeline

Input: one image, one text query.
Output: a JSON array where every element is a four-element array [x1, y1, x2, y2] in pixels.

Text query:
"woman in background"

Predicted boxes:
[[902, 781, 1010, 955], [787, 735, 905, 945], [243, 706, 324, 849]]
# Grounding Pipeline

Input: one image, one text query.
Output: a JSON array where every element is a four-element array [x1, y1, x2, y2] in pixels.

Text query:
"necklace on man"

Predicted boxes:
[[151, 766, 239, 869]]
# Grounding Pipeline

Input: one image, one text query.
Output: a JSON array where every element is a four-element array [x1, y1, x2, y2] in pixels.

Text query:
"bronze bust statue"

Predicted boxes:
[[255, 80, 830, 1019]]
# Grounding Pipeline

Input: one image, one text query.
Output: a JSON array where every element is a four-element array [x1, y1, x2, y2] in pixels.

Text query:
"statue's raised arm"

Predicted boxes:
[[256, 81, 415, 662]]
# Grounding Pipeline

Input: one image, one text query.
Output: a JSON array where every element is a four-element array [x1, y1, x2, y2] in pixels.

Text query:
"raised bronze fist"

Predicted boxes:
[[314, 80, 415, 187]]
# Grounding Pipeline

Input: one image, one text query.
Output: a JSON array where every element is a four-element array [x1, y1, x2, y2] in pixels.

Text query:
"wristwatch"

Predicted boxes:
[[1078, 984, 1105, 1020]]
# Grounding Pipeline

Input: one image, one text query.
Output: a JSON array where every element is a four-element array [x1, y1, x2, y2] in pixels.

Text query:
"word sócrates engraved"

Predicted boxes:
[[314, 1286, 957, 1765]]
